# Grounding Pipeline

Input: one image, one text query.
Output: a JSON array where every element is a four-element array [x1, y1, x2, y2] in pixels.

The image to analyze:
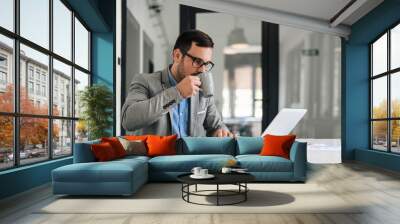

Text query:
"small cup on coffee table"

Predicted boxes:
[[199, 169, 208, 176], [191, 167, 202, 176]]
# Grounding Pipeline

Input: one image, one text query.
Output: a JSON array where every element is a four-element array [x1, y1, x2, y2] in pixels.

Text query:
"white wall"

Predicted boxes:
[[125, 11, 140, 84], [160, 0, 180, 61], [126, 0, 180, 71], [115, 0, 122, 135], [279, 25, 342, 138], [118, 0, 179, 135]]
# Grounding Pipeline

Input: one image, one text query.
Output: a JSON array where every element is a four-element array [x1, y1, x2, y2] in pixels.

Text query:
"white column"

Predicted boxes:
[[115, 0, 122, 136]]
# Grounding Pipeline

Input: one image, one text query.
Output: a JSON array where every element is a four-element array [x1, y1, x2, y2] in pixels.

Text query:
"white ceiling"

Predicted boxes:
[[177, 0, 384, 37], [225, 0, 352, 24]]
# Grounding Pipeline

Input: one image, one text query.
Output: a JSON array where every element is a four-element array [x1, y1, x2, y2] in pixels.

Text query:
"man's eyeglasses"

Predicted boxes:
[[181, 49, 214, 72]]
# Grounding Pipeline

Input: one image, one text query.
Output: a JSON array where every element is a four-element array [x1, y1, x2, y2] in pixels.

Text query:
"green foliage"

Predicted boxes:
[[372, 99, 400, 141], [79, 84, 113, 140]]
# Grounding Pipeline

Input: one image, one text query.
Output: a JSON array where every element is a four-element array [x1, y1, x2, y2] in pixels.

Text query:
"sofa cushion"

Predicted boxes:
[[114, 155, 150, 164], [236, 155, 293, 172], [180, 137, 235, 155], [52, 158, 147, 183], [73, 140, 100, 163], [148, 154, 235, 172], [236, 137, 263, 155]]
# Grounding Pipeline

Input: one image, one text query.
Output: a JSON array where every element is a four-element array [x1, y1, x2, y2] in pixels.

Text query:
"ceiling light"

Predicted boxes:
[[228, 27, 249, 49]]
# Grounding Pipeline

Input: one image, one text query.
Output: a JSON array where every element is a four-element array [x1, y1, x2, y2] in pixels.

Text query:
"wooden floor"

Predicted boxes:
[[1, 162, 400, 224]]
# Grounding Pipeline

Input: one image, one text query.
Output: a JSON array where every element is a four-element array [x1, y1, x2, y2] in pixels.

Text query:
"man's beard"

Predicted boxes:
[[176, 64, 186, 82]]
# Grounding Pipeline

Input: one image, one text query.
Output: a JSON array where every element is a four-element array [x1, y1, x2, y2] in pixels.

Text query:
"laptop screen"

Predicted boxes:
[[261, 108, 307, 136]]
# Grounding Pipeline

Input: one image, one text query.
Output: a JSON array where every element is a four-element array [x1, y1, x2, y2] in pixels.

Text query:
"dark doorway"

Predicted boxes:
[[179, 5, 279, 134]]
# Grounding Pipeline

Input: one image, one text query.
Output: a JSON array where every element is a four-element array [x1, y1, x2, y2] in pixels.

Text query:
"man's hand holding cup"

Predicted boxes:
[[176, 75, 201, 98]]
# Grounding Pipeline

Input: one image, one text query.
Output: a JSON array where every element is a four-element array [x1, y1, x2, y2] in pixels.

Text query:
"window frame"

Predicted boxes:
[[0, 70, 7, 85], [0, 53, 7, 68], [0, 53, 8, 90], [370, 20, 400, 154], [0, 0, 92, 171]]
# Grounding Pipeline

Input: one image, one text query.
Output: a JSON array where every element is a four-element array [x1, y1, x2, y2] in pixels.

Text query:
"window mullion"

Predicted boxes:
[[88, 31, 91, 75], [370, 45, 374, 150], [71, 10, 76, 156], [13, 0, 21, 167], [387, 30, 391, 152], [48, 0, 54, 160]]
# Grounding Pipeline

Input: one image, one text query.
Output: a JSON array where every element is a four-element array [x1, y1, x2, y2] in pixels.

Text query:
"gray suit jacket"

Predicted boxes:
[[121, 68, 227, 136]]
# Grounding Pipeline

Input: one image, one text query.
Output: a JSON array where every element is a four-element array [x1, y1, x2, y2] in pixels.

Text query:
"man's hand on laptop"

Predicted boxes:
[[212, 128, 234, 138]]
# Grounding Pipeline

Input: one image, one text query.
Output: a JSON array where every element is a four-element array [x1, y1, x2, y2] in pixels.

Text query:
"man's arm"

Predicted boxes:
[[121, 74, 183, 131], [203, 96, 230, 136]]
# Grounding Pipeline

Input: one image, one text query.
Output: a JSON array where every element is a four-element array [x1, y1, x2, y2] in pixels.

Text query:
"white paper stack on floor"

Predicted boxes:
[[297, 138, 342, 164]]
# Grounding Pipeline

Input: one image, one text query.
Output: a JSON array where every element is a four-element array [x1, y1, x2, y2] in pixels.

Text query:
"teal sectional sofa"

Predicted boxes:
[[52, 137, 307, 196]]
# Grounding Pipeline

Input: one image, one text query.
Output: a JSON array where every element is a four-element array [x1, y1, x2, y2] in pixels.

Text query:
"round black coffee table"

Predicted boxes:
[[177, 172, 255, 206]]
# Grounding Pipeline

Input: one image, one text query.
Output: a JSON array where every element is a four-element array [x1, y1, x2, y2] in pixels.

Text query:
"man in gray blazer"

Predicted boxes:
[[121, 30, 233, 137]]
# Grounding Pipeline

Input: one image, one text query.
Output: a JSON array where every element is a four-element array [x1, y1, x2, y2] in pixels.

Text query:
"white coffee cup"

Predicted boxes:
[[200, 169, 208, 176], [221, 167, 232, 174], [191, 167, 202, 176], [198, 72, 214, 98]]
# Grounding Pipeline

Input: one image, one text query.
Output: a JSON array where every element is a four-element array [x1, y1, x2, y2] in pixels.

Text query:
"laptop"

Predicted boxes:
[[261, 108, 307, 137]]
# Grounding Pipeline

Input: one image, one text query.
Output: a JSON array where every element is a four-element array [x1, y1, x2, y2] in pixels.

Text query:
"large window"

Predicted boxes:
[[0, 0, 91, 171], [370, 23, 400, 153], [0, 0, 14, 32], [20, 0, 49, 49]]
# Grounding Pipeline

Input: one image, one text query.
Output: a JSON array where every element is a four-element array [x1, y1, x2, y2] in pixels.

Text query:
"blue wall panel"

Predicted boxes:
[[92, 32, 114, 88], [343, 44, 369, 160], [0, 158, 72, 199], [355, 149, 400, 172], [343, 0, 400, 170], [91, 32, 114, 136], [66, 0, 110, 32]]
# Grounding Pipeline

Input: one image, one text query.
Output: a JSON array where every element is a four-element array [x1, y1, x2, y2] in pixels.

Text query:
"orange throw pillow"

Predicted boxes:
[[101, 137, 127, 158], [123, 135, 148, 141], [146, 134, 177, 157], [91, 142, 118, 161], [260, 134, 296, 159]]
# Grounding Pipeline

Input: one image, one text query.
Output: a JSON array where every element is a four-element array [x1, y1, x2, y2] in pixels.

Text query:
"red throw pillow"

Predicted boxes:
[[146, 134, 177, 157], [260, 134, 296, 159], [101, 137, 127, 158], [91, 142, 118, 161]]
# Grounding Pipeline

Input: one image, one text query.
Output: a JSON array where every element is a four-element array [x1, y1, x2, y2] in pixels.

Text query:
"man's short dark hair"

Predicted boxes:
[[173, 29, 214, 53]]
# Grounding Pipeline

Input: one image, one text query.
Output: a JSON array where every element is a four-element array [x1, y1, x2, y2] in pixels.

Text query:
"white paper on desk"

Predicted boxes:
[[261, 108, 307, 137]]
